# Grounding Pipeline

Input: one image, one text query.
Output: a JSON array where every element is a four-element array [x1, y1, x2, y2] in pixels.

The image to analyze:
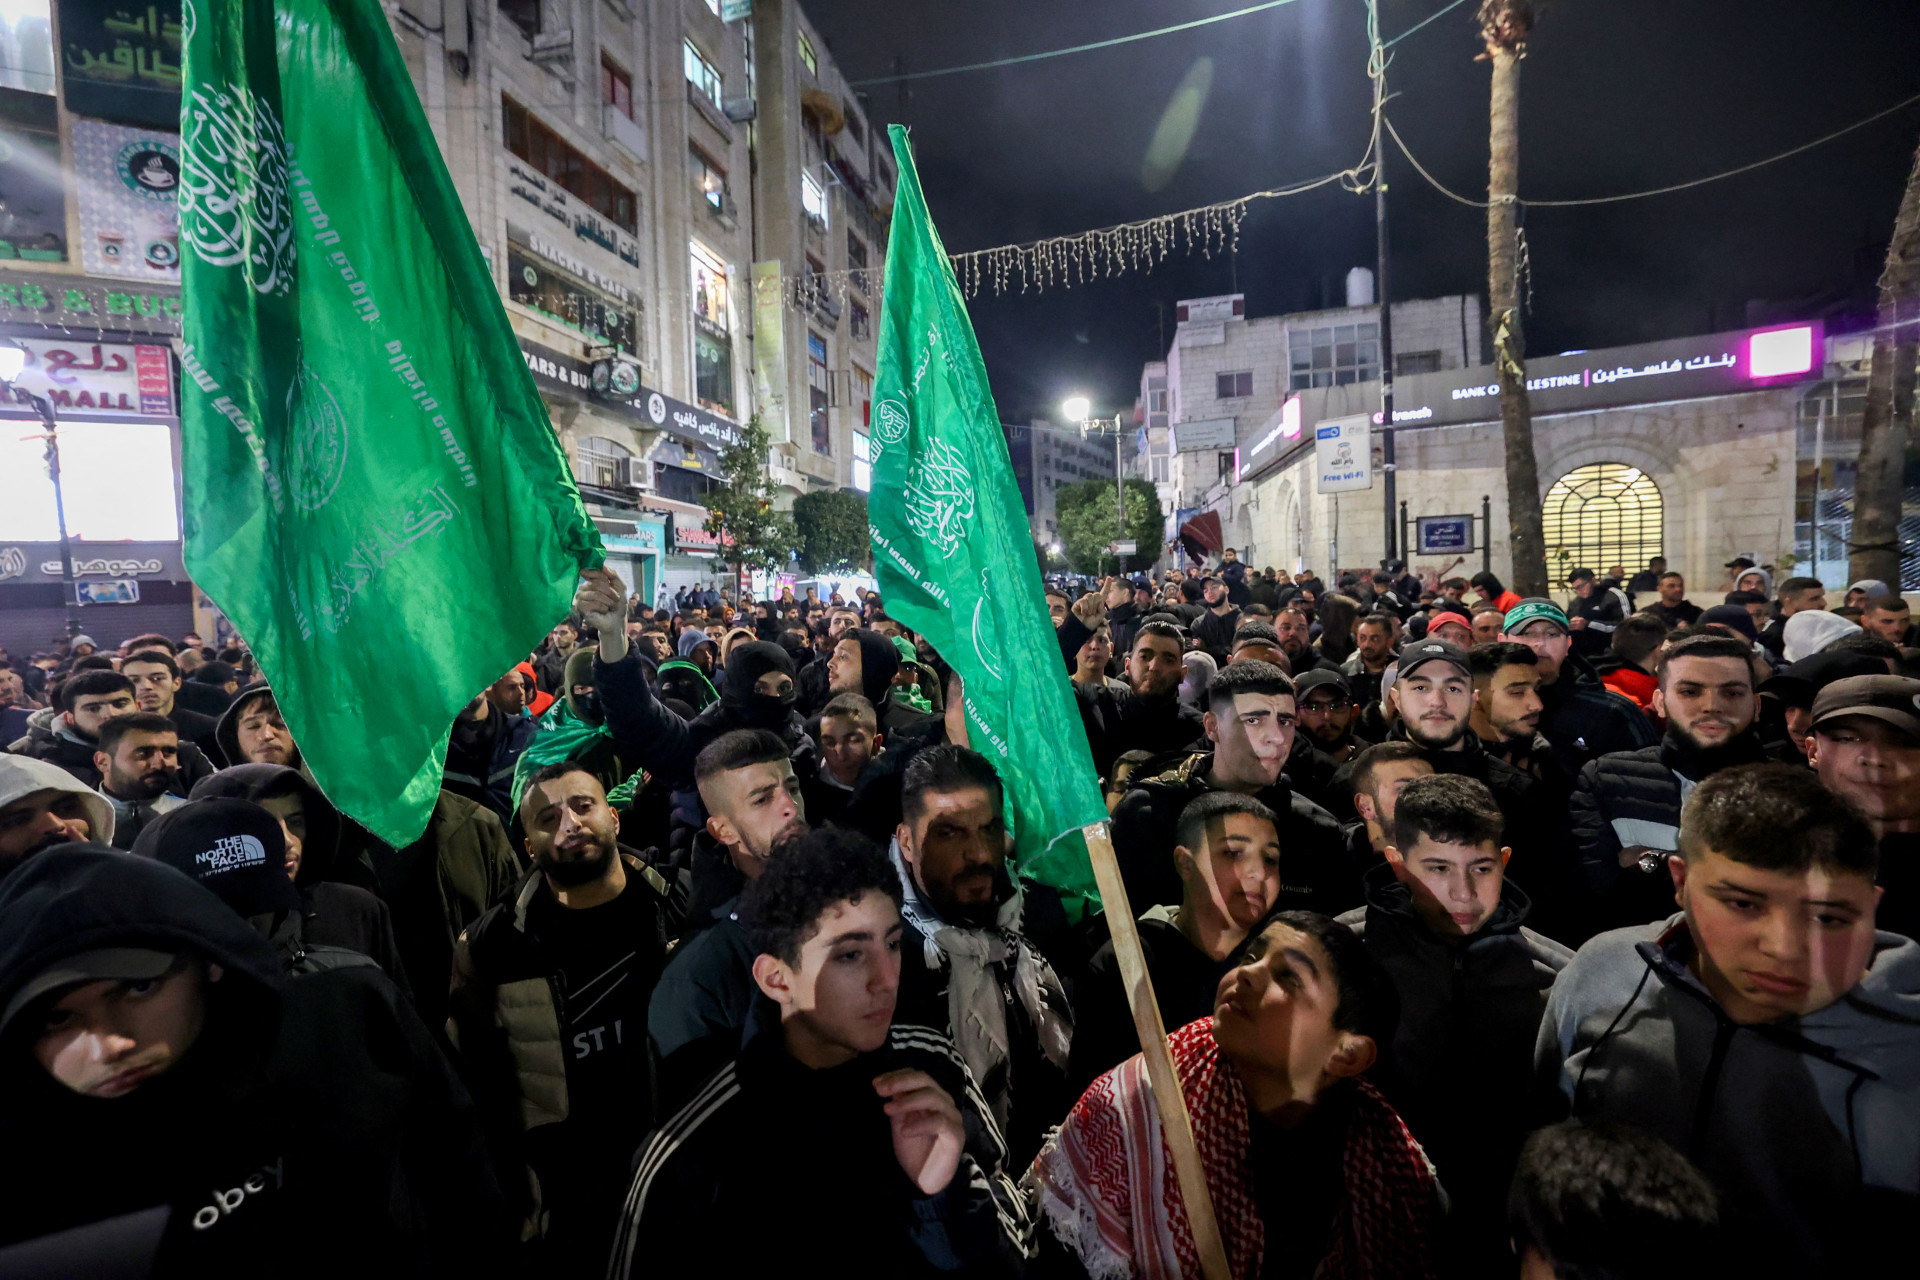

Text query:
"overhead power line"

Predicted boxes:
[[1387, 89, 1920, 210]]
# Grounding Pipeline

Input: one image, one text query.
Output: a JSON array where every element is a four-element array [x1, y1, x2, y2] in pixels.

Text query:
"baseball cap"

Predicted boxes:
[[130, 798, 298, 919], [1293, 669, 1351, 701], [1758, 652, 1887, 710], [1724, 552, 1757, 570], [1396, 640, 1471, 680], [1426, 608, 1473, 634], [1502, 598, 1570, 635], [0, 947, 178, 1042], [1810, 675, 1920, 740]]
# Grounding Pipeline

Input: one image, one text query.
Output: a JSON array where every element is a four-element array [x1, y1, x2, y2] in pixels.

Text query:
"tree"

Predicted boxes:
[[1478, 0, 1548, 597], [791, 488, 871, 574], [705, 413, 796, 582], [1850, 135, 1920, 589], [1055, 477, 1164, 575]]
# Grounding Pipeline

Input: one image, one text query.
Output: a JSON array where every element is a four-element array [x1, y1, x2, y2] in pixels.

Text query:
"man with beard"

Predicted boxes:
[[1504, 599, 1659, 785], [91, 713, 185, 849], [443, 666, 538, 822], [450, 762, 675, 1275], [1111, 661, 1347, 917], [1061, 614, 1205, 777], [13, 670, 211, 792], [1273, 606, 1331, 675], [1191, 575, 1242, 662], [1069, 792, 1284, 1094], [1805, 675, 1920, 940], [647, 730, 810, 1097], [0, 755, 112, 878], [826, 626, 933, 740], [890, 744, 1073, 1167], [1360, 641, 1550, 915], [1294, 670, 1370, 765], [1569, 634, 1790, 939], [1470, 642, 1552, 779], [1341, 613, 1398, 712]]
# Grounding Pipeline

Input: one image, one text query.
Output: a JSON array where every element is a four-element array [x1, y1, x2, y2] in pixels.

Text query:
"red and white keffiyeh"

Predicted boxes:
[[1031, 1018, 1439, 1280]]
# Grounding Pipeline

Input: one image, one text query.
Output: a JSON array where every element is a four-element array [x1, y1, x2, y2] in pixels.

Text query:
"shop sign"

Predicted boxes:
[[0, 541, 184, 584], [73, 119, 180, 280], [1, 337, 175, 417], [503, 159, 642, 267], [507, 221, 635, 304], [57, 0, 183, 130], [673, 522, 723, 553], [0, 276, 182, 330], [509, 250, 637, 355]]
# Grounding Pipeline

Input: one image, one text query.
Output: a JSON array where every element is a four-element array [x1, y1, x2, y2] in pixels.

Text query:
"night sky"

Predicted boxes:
[[802, 0, 1920, 422]]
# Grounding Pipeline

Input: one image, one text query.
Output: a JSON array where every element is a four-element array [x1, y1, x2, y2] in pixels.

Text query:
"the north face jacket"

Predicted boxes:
[[0, 846, 506, 1275], [1537, 918, 1920, 1277]]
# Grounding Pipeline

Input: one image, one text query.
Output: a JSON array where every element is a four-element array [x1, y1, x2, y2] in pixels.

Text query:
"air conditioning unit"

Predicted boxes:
[[617, 457, 654, 492]]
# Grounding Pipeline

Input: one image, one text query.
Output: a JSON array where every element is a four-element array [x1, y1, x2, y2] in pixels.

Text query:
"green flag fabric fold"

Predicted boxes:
[[178, 0, 601, 846], [869, 125, 1106, 916]]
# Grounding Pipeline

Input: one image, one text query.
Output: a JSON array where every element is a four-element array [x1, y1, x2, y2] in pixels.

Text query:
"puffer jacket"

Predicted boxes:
[[1537, 918, 1920, 1277], [1568, 731, 1793, 937], [10, 705, 213, 793], [448, 852, 675, 1248], [1539, 652, 1661, 785]]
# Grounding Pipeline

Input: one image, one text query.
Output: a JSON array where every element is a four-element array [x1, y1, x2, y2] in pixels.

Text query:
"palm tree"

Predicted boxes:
[[1849, 136, 1920, 590], [1478, 0, 1547, 596]]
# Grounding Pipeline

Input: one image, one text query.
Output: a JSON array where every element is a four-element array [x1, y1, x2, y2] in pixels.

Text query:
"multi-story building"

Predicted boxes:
[[1004, 419, 1122, 551], [0, 0, 892, 646], [1140, 284, 1484, 564]]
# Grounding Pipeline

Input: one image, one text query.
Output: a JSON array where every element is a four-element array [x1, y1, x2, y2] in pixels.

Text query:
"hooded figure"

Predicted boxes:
[[213, 685, 297, 773], [676, 627, 719, 680], [189, 766, 410, 1000], [1782, 609, 1862, 663], [655, 658, 719, 715], [0, 846, 506, 1273], [133, 798, 385, 981], [0, 754, 114, 879], [834, 628, 931, 739]]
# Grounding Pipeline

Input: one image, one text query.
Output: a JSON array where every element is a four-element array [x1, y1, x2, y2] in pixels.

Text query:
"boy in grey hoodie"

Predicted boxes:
[[1537, 762, 1920, 1278]]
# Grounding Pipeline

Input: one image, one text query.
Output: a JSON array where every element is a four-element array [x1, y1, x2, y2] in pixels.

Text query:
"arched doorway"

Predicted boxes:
[[1541, 463, 1664, 577]]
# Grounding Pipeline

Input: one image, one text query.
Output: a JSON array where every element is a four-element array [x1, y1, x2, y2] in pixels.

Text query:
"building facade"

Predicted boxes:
[[0, 0, 890, 650]]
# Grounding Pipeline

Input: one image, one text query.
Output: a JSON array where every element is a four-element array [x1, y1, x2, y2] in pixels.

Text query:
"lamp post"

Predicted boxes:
[[1063, 395, 1128, 575], [0, 342, 82, 639]]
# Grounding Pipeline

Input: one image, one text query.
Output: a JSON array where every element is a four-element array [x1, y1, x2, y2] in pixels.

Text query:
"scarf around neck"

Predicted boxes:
[[1032, 1019, 1439, 1280]]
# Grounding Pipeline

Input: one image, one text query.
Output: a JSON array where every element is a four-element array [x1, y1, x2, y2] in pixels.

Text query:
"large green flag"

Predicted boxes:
[[178, 0, 601, 846], [870, 126, 1105, 916]]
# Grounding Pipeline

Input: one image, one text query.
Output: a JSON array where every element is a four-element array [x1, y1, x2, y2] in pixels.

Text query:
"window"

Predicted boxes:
[[1215, 370, 1253, 399], [575, 435, 632, 490], [0, 0, 53, 94], [690, 243, 729, 334], [690, 144, 727, 211], [1396, 349, 1442, 375], [853, 431, 872, 491], [695, 331, 733, 417], [1149, 389, 1167, 412], [684, 40, 722, 105], [1288, 323, 1380, 390], [690, 243, 733, 415], [1541, 464, 1665, 582], [1218, 452, 1235, 480], [801, 170, 828, 230], [1150, 456, 1170, 483], [843, 107, 864, 145], [846, 232, 868, 271], [798, 31, 818, 76], [853, 365, 873, 427], [498, 0, 539, 38], [808, 332, 831, 453], [850, 301, 870, 341], [602, 56, 633, 119], [501, 97, 638, 233]]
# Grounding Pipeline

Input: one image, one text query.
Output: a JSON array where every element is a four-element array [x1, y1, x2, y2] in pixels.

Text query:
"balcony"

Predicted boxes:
[[603, 104, 648, 164]]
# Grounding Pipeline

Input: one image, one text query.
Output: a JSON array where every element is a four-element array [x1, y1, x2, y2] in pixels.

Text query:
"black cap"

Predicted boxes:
[[130, 798, 297, 918], [1293, 669, 1351, 700], [1396, 640, 1472, 680], [1810, 674, 1920, 740]]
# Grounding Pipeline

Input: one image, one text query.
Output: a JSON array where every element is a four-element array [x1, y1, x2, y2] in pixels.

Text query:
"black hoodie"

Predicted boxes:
[[0, 846, 506, 1275]]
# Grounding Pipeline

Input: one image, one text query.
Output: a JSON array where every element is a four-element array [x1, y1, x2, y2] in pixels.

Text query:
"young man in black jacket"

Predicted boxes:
[[1569, 634, 1793, 939], [1069, 791, 1282, 1094], [1339, 774, 1571, 1270], [449, 762, 676, 1275], [608, 827, 1028, 1279], [0, 845, 505, 1274], [1503, 598, 1660, 785]]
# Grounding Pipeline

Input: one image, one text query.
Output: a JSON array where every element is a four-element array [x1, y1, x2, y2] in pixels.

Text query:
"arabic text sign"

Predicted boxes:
[[58, 0, 184, 130], [1315, 414, 1372, 494], [3, 337, 176, 417], [1416, 515, 1474, 555]]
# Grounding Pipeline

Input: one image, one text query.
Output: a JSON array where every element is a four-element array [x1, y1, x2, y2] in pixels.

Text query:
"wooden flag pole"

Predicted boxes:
[[1082, 820, 1232, 1280]]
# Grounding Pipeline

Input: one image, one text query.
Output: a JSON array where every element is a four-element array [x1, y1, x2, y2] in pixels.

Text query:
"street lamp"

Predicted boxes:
[[0, 340, 82, 639], [1062, 395, 1128, 575]]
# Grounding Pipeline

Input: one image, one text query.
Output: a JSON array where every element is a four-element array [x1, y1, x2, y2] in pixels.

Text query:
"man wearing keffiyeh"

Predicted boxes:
[[1028, 911, 1442, 1280], [892, 744, 1075, 1169]]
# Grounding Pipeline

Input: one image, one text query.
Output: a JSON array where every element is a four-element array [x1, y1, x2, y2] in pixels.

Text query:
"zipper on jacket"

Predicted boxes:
[[1687, 1018, 1736, 1158]]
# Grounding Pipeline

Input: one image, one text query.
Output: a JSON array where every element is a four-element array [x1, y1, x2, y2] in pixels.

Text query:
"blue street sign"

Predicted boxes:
[[1416, 515, 1474, 555]]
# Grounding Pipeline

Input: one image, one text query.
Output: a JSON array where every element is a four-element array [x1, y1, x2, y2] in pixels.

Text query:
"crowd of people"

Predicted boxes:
[[0, 544, 1913, 1278]]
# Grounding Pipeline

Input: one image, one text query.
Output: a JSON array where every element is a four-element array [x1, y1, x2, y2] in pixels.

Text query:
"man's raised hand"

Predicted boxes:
[[574, 567, 629, 662]]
